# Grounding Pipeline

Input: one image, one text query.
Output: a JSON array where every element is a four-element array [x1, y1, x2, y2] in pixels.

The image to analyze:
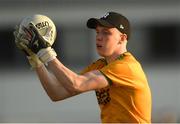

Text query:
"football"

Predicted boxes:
[[18, 14, 57, 46]]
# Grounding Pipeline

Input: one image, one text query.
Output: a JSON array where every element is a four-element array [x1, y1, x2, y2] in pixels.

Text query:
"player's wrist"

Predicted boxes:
[[37, 47, 57, 65], [27, 53, 44, 69]]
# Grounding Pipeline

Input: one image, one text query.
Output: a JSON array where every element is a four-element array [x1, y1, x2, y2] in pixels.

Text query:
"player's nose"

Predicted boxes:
[[96, 34, 103, 42]]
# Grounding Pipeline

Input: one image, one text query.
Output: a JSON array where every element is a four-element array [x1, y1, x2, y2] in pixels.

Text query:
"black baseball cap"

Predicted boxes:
[[87, 12, 130, 40]]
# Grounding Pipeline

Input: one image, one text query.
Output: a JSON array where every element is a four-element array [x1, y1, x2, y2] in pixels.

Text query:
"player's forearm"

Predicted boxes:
[[35, 65, 72, 101], [47, 58, 83, 94], [47, 58, 109, 93]]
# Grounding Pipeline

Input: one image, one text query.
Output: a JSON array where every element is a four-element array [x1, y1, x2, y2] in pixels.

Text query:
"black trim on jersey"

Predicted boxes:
[[99, 70, 113, 86], [117, 52, 126, 60]]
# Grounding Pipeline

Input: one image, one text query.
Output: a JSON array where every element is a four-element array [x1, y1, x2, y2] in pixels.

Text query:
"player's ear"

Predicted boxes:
[[118, 34, 127, 44], [120, 34, 127, 41]]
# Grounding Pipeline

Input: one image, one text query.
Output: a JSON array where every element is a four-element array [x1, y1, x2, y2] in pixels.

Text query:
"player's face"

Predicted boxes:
[[95, 26, 121, 57]]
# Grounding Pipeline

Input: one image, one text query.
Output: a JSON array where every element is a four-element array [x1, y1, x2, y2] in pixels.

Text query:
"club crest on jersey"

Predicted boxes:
[[35, 21, 49, 30], [95, 87, 111, 105]]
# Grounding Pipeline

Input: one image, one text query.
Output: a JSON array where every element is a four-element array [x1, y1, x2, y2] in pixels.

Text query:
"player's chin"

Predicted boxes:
[[97, 49, 108, 57]]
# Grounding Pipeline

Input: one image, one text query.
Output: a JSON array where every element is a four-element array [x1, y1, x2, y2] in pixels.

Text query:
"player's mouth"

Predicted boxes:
[[96, 44, 102, 48]]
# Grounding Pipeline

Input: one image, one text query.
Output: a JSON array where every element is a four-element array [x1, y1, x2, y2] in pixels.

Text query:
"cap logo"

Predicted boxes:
[[119, 24, 124, 29], [101, 12, 110, 19]]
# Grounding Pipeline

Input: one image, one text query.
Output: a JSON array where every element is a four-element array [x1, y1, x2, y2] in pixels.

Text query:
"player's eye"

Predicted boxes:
[[102, 30, 111, 35]]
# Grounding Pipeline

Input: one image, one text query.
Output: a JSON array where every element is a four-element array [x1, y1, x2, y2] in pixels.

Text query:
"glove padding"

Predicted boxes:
[[16, 22, 57, 64], [14, 25, 31, 56], [14, 25, 43, 69], [21, 22, 57, 64], [22, 22, 51, 53]]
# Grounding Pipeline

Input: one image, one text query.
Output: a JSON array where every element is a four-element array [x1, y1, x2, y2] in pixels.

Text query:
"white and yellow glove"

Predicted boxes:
[[21, 22, 57, 65], [14, 25, 43, 69]]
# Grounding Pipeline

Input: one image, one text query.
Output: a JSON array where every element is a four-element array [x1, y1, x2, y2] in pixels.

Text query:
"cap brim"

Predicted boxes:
[[87, 18, 114, 29]]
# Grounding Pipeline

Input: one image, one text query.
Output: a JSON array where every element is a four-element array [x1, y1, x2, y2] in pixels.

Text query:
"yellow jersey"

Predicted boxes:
[[80, 52, 151, 123]]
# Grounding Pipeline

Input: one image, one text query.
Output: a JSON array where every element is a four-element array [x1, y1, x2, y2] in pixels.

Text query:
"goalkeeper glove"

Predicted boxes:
[[14, 25, 43, 69], [22, 22, 57, 65]]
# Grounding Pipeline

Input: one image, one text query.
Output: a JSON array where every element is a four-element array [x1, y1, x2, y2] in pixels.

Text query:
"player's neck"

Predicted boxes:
[[105, 48, 127, 64]]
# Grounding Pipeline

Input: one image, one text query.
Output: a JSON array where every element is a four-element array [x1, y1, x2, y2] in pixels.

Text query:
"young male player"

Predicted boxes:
[[14, 12, 152, 123]]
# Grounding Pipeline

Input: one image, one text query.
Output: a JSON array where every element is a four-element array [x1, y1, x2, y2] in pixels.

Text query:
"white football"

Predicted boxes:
[[19, 14, 57, 46]]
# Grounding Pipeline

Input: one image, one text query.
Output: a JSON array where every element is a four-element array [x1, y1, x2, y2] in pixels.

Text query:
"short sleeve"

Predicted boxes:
[[100, 61, 137, 88], [80, 58, 107, 75]]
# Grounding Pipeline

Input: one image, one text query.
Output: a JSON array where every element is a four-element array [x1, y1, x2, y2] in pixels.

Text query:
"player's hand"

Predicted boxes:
[[23, 22, 51, 53], [14, 25, 31, 56], [13, 25, 43, 68], [22, 22, 57, 65]]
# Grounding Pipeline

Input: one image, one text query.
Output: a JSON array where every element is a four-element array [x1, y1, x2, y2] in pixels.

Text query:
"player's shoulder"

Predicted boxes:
[[80, 58, 107, 74], [114, 52, 137, 63], [105, 52, 136, 69], [88, 58, 107, 70], [94, 58, 107, 65]]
